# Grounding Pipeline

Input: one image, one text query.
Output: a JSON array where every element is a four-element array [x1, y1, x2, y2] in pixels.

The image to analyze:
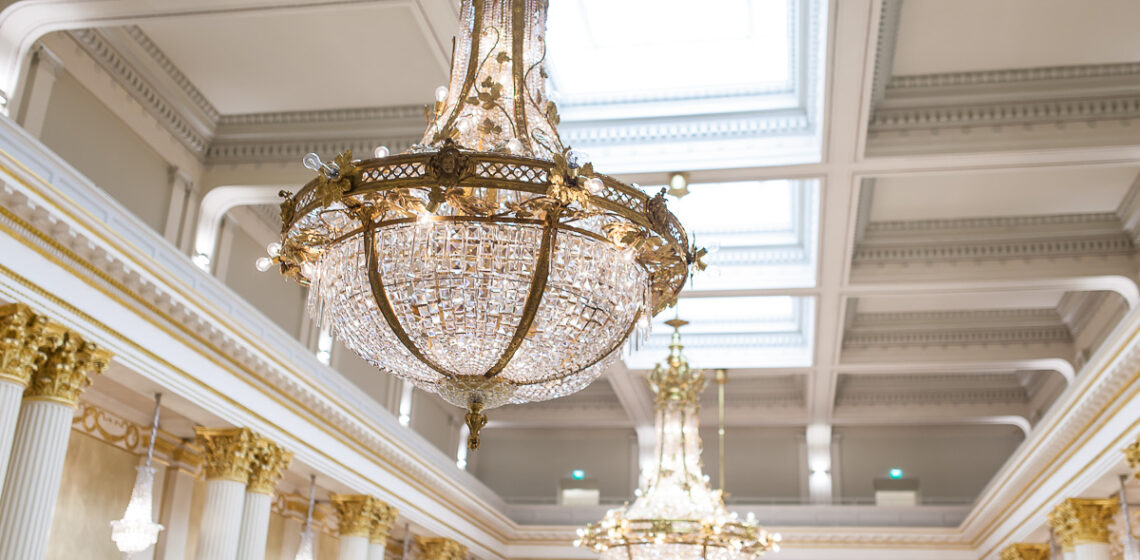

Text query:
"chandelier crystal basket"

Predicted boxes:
[[110, 393, 164, 556], [270, 0, 701, 448], [577, 320, 779, 559]]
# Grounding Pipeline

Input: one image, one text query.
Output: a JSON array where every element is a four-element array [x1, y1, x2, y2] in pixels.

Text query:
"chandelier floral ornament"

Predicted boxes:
[[577, 319, 779, 559], [269, 0, 700, 448]]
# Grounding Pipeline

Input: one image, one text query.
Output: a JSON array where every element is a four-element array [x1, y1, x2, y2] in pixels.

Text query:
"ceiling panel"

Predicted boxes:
[[892, 0, 1140, 75], [869, 167, 1139, 221], [138, 5, 447, 114]]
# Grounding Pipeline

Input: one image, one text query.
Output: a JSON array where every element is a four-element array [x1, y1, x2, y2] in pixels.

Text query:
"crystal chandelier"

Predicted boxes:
[[577, 320, 779, 559], [270, 0, 699, 448], [110, 394, 164, 556]]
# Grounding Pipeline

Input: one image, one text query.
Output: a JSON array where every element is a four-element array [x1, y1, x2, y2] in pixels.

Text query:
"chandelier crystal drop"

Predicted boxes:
[[272, 0, 701, 448], [577, 320, 779, 559]]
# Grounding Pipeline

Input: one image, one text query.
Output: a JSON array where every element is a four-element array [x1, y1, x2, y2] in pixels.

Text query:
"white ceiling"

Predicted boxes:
[[869, 167, 1140, 221], [891, 0, 1140, 75], [138, 4, 447, 114]]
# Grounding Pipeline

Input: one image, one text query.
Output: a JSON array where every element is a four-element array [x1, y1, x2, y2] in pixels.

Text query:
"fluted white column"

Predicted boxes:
[[1076, 543, 1111, 560], [236, 437, 291, 560], [0, 400, 74, 560], [235, 491, 273, 560], [155, 452, 198, 560], [338, 537, 368, 560], [195, 427, 257, 560], [197, 480, 247, 559], [0, 380, 23, 485], [367, 502, 396, 560], [0, 330, 106, 560], [367, 542, 385, 560]]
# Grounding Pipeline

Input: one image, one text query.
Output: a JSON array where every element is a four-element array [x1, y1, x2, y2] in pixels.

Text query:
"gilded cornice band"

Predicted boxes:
[[0, 303, 55, 387], [1000, 543, 1050, 560], [415, 536, 468, 560], [195, 426, 257, 483], [1126, 437, 1140, 478], [1065, 497, 1119, 546], [246, 437, 292, 495], [26, 329, 109, 406]]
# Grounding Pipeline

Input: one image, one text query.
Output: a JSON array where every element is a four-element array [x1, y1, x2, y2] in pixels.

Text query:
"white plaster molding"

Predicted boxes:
[[886, 63, 1140, 92], [120, 26, 218, 121], [868, 0, 901, 109], [194, 185, 286, 259], [67, 28, 211, 154]]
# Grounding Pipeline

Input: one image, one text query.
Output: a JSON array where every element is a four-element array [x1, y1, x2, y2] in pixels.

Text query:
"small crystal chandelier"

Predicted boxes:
[[269, 0, 700, 448], [294, 475, 318, 560], [110, 393, 165, 556], [577, 320, 779, 559]]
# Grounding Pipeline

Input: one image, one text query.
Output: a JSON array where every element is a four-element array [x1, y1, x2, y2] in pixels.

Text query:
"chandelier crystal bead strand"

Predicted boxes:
[[269, 0, 702, 448], [577, 320, 779, 559]]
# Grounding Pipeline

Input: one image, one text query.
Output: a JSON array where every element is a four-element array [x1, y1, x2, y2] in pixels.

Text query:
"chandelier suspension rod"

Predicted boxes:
[[145, 393, 162, 468], [303, 474, 316, 533], [715, 369, 727, 492]]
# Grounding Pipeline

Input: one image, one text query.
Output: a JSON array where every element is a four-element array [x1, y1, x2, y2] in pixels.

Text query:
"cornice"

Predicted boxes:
[[854, 233, 1134, 264], [886, 63, 1140, 91], [122, 26, 219, 122], [843, 327, 1073, 349], [216, 104, 424, 127], [205, 136, 419, 164], [865, 213, 1123, 234], [66, 29, 210, 155], [869, 95, 1140, 131], [869, 0, 902, 108]]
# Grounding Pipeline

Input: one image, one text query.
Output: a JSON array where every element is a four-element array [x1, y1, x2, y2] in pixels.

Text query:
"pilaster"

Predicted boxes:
[[332, 494, 377, 560], [236, 437, 292, 560], [367, 502, 397, 560]]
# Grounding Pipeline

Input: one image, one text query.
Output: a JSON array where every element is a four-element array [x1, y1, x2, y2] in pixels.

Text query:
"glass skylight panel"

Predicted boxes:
[[624, 296, 815, 370], [646, 180, 819, 291], [546, 0, 791, 104]]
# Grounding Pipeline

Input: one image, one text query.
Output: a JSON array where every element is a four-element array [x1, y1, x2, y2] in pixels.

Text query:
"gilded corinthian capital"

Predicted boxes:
[[370, 502, 398, 545], [0, 304, 56, 387], [195, 427, 257, 482], [1066, 497, 1119, 545], [247, 437, 292, 494], [332, 494, 379, 538], [415, 536, 467, 560], [1048, 501, 1078, 551], [1126, 437, 1140, 479], [26, 330, 109, 406], [1000, 543, 1050, 560]]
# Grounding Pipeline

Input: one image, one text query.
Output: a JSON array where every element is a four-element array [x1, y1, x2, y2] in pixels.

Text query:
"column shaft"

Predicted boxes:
[[1074, 543, 1111, 560], [338, 536, 368, 560], [0, 400, 77, 560], [235, 491, 273, 560], [0, 380, 23, 488], [155, 462, 197, 560], [196, 479, 247, 560], [367, 542, 385, 560]]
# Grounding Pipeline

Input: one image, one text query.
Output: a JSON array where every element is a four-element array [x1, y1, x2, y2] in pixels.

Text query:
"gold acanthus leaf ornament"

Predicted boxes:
[[444, 187, 495, 216], [278, 190, 295, 233], [602, 222, 648, 249], [313, 151, 361, 207]]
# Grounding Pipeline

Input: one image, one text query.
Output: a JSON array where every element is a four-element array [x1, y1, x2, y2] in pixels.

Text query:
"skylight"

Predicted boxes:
[[624, 296, 815, 370], [546, 0, 791, 104]]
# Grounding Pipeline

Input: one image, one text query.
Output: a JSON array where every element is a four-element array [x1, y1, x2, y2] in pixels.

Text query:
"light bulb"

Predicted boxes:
[[266, 242, 281, 257], [302, 153, 322, 172], [507, 137, 523, 153], [584, 177, 604, 193], [373, 146, 390, 158], [255, 257, 272, 272], [301, 262, 315, 278], [434, 85, 449, 102], [456, 117, 473, 134]]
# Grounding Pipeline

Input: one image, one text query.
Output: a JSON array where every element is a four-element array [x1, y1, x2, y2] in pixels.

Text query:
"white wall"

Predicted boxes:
[[410, 389, 459, 457], [836, 424, 1024, 503], [40, 70, 172, 233]]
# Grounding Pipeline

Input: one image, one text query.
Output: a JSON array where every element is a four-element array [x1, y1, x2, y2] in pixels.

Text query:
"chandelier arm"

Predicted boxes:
[[433, 0, 486, 142], [481, 212, 557, 378], [510, 0, 535, 154], [362, 222, 457, 379]]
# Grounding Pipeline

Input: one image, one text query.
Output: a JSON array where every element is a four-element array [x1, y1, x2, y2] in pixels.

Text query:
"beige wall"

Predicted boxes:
[[410, 389, 458, 458], [699, 427, 804, 502], [46, 431, 139, 560], [332, 341, 395, 412], [222, 221, 306, 337], [40, 70, 173, 234], [836, 424, 1024, 502], [474, 427, 636, 503]]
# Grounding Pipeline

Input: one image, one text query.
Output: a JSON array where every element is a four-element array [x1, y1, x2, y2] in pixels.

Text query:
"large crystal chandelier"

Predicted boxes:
[[577, 320, 779, 559], [271, 0, 699, 448]]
